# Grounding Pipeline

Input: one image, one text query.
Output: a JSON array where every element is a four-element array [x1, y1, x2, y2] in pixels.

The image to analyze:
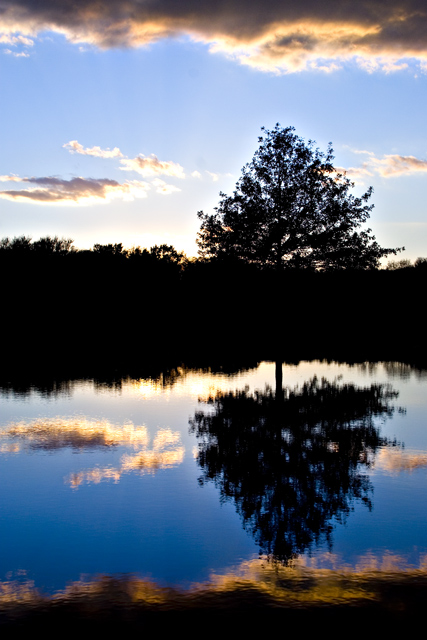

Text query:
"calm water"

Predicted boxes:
[[1, 360, 427, 616]]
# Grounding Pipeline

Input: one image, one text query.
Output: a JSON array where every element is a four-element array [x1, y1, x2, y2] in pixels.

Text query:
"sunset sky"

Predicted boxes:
[[1, 0, 426, 260]]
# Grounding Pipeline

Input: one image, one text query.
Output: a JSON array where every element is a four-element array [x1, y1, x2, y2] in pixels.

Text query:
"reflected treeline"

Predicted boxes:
[[0, 361, 261, 398], [2, 555, 427, 631], [190, 377, 402, 563], [2, 358, 427, 399], [348, 361, 427, 380]]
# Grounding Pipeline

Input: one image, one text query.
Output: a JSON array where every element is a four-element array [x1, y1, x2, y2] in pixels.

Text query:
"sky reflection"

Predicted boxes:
[[1, 360, 427, 602]]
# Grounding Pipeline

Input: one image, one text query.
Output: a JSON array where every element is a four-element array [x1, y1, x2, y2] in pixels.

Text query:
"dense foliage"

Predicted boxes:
[[197, 125, 401, 270]]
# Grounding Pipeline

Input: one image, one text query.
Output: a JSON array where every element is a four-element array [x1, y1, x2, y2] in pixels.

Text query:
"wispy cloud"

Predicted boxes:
[[204, 170, 234, 182], [0, 175, 150, 204], [3, 49, 30, 57], [0, 34, 33, 46], [370, 154, 427, 177], [206, 170, 220, 182], [341, 150, 427, 181], [0, 174, 24, 182], [334, 165, 375, 182], [151, 178, 181, 194], [63, 140, 123, 158], [343, 147, 375, 157], [1, 0, 427, 73], [0, 32, 34, 57], [120, 154, 185, 178]]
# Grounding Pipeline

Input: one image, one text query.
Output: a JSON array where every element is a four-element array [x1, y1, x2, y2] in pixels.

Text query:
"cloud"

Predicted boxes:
[[204, 170, 234, 182], [343, 147, 375, 157], [63, 140, 123, 158], [0, 31, 33, 56], [0, 34, 33, 46], [206, 170, 220, 182], [120, 154, 185, 178], [0, 175, 150, 204], [151, 178, 181, 194], [370, 154, 427, 177], [3, 49, 30, 57], [1, 0, 427, 73], [334, 164, 374, 182], [0, 174, 23, 182], [342, 151, 427, 181]]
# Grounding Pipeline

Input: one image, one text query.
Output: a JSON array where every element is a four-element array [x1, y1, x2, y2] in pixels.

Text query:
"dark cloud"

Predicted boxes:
[[0, 175, 150, 203], [0, 0, 426, 71]]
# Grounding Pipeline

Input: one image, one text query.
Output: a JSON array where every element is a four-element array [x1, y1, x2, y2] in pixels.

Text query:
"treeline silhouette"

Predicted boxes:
[[2, 235, 427, 372]]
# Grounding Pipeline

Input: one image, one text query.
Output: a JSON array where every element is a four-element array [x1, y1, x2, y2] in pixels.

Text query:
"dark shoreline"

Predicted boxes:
[[2, 571, 427, 633], [3, 270, 427, 385]]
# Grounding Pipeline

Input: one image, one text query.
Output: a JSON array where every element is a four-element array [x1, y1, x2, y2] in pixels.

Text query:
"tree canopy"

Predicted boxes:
[[197, 125, 402, 270]]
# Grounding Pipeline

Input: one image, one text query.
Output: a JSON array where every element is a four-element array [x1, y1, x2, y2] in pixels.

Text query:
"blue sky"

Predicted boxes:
[[1, 0, 426, 260]]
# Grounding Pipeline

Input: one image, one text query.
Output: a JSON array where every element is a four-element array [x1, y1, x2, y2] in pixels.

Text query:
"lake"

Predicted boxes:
[[2, 359, 427, 628]]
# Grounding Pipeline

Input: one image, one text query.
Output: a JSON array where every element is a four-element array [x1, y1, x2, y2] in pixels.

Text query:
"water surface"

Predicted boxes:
[[1, 360, 427, 619]]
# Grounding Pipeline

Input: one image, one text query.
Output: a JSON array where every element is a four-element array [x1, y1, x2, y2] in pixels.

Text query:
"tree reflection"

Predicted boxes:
[[190, 376, 401, 563]]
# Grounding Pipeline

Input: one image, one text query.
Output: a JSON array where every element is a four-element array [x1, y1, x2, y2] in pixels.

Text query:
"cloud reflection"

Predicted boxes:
[[68, 429, 185, 488], [375, 448, 427, 474], [0, 418, 185, 487], [0, 417, 150, 451]]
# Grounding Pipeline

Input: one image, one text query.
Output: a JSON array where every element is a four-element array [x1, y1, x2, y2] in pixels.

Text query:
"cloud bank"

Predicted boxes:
[[0, 0, 426, 72], [0, 175, 150, 204]]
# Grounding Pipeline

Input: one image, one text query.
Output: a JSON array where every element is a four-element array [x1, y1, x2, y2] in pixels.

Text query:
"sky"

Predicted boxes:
[[0, 0, 426, 260]]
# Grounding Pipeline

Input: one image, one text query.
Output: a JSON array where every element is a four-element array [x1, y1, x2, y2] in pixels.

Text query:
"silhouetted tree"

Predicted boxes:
[[190, 377, 400, 562], [93, 242, 125, 256], [0, 235, 33, 253], [386, 258, 413, 270], [149, 244, 187, 266], [32, 236, 75, 254], [414, 257, 427, 271], [0, 235, 74, 255], [197, 125, 402, 270]]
